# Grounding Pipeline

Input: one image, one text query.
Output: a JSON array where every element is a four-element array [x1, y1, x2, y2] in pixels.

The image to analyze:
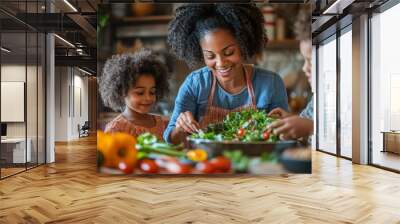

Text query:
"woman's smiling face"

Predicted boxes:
[[200, 29, 244, 81]]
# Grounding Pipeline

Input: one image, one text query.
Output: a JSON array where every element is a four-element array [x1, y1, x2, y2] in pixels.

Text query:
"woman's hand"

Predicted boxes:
[[176, 111, 200, 134], [268, 107, 291, 119], [267, 116, 313, 140]]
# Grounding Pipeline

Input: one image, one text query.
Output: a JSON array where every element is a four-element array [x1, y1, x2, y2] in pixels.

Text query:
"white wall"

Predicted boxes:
[[54, 67, 89, 141], [55, 67, 69, 141], [1, 65, 38, 137], [1, 64, 46, 164], [1, 65, 26, 140]]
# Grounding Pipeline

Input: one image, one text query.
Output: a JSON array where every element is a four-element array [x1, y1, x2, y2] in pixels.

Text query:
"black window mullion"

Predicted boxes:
[[25, 0, 28, 171], [43, 0, 48, 165], [336, 26, 341, 157], [367, 11, 373, 165], [36, 0, 39, 168], [315, 44, 319, 151]]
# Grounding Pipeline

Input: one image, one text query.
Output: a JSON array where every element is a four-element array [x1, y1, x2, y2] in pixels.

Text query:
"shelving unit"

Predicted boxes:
[[111, 15, 300, 49], [266, 39, 300, 50], [116, 24, 168, 38], [110, 15, 171, 39], [117, 15, 173, 24]]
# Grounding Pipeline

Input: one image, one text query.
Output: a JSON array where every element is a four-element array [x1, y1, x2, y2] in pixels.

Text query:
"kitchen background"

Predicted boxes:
[[97, 3, 311, 130]]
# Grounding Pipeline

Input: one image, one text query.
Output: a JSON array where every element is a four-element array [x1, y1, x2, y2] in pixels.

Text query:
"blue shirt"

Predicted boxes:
[[299, 97, 314, 120], [163, 66, 289, 142]]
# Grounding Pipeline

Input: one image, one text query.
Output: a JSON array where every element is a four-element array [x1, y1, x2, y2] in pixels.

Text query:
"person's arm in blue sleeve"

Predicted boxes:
[[268, 74, 289, 112], [299, 96, 314, 120], [163, 74, 198, 144]]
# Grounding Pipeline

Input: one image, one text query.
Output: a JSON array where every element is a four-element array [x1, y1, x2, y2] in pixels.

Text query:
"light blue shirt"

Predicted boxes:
[[299, 97, 314, 120], [163, 66, 289, 142]]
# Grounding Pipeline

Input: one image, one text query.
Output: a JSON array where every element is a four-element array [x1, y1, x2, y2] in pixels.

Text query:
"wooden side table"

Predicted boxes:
[[381, 131, 400, 154]]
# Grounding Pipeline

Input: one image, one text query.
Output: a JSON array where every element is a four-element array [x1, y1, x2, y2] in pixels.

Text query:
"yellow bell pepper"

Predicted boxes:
[[186, 149, 208, 162]]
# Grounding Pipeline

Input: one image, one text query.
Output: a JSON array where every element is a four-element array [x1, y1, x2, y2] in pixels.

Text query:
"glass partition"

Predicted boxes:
[[0, 1, 46, 179], [1, 31, 28, 177]]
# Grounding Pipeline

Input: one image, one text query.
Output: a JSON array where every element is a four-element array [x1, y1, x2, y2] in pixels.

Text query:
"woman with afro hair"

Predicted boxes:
[[164, 3, 289, 144], [99, 48, 170, 140]]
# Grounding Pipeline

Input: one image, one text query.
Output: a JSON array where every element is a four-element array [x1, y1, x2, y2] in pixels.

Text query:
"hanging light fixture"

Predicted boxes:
[[1, 47, 11, 53], [54, 34, 75, 48], [78, 67, 93, 76], [63, 0, 78, 12]]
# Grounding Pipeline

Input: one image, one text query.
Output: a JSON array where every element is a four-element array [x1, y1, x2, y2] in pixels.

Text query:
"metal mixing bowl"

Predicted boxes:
[[187, 137, 298, 157]]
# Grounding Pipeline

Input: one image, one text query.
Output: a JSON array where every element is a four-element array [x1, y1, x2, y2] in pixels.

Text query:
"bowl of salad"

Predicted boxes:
[[188, 109, 297, 157]]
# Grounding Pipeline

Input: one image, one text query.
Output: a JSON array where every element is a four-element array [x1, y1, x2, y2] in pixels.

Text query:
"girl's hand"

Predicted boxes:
[[268, 107, 291, 119], [176, 111, 200, 134], [267, 116, 313, 140]]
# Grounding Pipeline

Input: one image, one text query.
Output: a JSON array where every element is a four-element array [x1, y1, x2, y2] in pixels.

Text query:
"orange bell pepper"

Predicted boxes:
[[97, 131, 137, 169]]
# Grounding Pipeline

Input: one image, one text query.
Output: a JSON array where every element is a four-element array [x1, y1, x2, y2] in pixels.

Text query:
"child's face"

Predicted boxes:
[[300, 40, 312, 85], [200, 29, 244, 82], [125, 74, 156, 114]]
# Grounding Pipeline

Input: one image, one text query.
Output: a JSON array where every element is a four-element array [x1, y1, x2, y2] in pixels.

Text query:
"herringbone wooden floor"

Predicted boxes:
[[1, 136, 400, 224]]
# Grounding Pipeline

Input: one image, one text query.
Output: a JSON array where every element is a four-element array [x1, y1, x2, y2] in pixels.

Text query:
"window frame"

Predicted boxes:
[[367, 0, 400, 173], [315, 16, 353, 161]]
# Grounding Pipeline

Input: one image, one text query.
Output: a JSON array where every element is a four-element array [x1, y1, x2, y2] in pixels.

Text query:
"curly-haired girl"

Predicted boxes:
[[99, 48, 170, 140], [164, 3, 289, 144]]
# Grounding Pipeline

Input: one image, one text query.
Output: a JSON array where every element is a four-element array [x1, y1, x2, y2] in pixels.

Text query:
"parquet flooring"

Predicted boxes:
[[372, 151, 400, 171], [1, 167, 25, 177], [1, 136, 400, 223]]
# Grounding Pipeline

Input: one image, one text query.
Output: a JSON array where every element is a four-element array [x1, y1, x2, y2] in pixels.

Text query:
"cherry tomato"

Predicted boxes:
[[237, 128, 245, 137], [139, 159, 159, 174], [196, 161, 216, 174], [166, 162, 192, 174], [263, 131, 270, 140], [210, 156, 231, 172], [118, 161, 134, 174]]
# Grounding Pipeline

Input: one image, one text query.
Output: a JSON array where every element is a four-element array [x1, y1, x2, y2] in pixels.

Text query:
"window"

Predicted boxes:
[[339, 28, 352, 158], [317, 36, 337, 154], [370, 2, 400, 171]]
